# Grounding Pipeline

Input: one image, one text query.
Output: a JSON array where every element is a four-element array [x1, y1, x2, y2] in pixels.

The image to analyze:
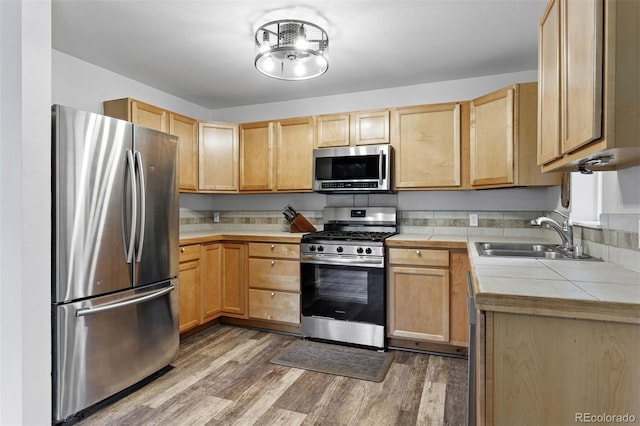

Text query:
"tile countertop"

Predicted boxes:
[[181, 230, 639, 324]]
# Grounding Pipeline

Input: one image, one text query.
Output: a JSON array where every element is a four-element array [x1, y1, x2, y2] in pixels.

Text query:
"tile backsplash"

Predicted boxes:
[[180, 209, 639, 270]]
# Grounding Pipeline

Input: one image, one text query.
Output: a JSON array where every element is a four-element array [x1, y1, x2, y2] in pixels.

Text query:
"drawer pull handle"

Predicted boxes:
[[271, 244, 275, 250], [180, 248, 185, 253], [416, 250, 421, 255], [271, 260, 276, 266], [271, 292, 275, 297]]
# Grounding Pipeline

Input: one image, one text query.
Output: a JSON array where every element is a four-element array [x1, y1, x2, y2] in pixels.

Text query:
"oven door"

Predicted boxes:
[[301, 259, 385, 325]]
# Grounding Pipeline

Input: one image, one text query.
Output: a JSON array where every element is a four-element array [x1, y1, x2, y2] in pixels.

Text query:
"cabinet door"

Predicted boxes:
[[470, 88, 514, 186], [170, 113, 199, 191], [239, 122, 273, 191], [201, 243, 221, 322], [221, 243, 246, 317], [199, 122, 238, 191], [276, 117, 314, 191], [392, 103, 461, 188], [388, 266, 449, 342], [178, 259, 201, 333], [352, 110, 390, 145], [561, 0, 603, 154], [538, 0, 561, 165], [131, 100, 168, 132], [316, 114, 350, 148]]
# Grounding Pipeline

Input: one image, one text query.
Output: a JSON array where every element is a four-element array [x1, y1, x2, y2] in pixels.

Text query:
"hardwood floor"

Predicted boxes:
[[78, 325, 468, 425]]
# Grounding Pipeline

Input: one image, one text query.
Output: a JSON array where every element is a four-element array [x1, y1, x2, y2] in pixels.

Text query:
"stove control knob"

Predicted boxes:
[[356, 247, 364, 254], [337, 246, 343, 253], [309, 245, 316, 251], [365, 248, 372, 254], [317, 246, 324, 252]]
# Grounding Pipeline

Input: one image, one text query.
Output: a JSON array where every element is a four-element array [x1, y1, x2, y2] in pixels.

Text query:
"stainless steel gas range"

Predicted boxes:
[[300, 207, 397, 349]]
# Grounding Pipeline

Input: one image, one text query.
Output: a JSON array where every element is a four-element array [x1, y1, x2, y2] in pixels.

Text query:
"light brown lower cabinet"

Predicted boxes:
[[219, 242, 246, 318], [387, 245, 469, 353], [478, 311, 640, 425], [247, 243, 300, 325], [178, 244, 202, 333]]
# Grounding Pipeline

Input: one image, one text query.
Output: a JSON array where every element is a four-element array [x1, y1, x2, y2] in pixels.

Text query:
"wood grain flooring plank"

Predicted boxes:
[[272, 370, 337, 414], [76, 325, 468, 426]]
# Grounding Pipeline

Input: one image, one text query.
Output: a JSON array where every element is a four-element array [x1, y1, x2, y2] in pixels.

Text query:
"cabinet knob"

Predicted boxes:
[[180, 248, 185, 253], [415, 250, 421, 255], [271, 260, 276, 266], [271, 292, 275, 297], [270, 244, 275, 250]]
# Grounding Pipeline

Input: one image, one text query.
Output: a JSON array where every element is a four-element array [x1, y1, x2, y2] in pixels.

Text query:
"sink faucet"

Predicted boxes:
[[530, 210, 575, 251]]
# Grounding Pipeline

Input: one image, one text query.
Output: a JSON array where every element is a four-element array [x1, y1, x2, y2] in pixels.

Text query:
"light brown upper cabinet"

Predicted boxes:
[[537, 0, 640, 172], [104, 98, 168, 132], [239, 121, 274, 191], [170, 113, 198, 192], [103, 98, 200, 192], [470, 83, 559, 188], [275, 117, 315, 191], [315, 109, 390, 148], [199, 122, 238, 192], [239, 117, 314, 192], [392, 103, 462, 189]]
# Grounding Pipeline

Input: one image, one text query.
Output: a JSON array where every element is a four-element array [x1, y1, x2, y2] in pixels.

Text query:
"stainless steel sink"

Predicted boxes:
[[475, 242, 599, 260]]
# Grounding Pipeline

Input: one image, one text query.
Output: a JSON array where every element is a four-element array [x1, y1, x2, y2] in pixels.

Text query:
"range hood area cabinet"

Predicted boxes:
[[239, 117, 315, 193], [315, 109, 391, 148], [103, 98, 199, 192], [537, 0, 640, 173], [470, 82, 560, 188]]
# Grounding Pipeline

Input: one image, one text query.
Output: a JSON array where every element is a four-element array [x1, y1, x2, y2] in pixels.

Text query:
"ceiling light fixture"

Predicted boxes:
[[255, 19, 329, 81]]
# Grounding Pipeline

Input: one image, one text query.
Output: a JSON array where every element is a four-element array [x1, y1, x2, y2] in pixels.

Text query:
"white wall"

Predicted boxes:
[[602, 165, 640, 214], [52, 49, 211, 120], [209, 70, 539, 122], [0, 1, 51, 425]]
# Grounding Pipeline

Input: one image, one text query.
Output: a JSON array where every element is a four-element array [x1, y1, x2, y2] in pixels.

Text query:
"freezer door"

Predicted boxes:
[[53, 105, 134, 302], [133, 126, 179, 286], [53, 280, 179, 423]]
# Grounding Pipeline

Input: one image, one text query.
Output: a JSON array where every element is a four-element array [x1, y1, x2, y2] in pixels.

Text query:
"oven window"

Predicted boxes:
[[316, 269, 368, 304]]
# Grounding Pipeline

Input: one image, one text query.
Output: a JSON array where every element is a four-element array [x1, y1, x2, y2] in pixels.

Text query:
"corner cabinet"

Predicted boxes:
[[103, 98, 199, 192], [199, 122, 238, 192], [538, 0, 640, 172], [387, 243, 470, 356], [391, 103, 462, 189], [470, 83, 560, 188]]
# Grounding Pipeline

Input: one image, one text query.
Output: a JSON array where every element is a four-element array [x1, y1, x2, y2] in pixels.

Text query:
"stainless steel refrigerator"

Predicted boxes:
[[51, 105, 179, 423]]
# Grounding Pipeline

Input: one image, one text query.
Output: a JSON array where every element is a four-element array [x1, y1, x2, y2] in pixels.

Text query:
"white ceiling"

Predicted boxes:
[[52, 0, 547, 110]]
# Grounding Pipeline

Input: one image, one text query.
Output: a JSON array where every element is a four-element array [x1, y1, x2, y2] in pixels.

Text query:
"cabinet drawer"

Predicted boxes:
[[388, 248, 449, 267], [249, 289, 300, 324], [248, 258, 300, 292], [249, 242, 300, 259], [179, 244, 200, 262]]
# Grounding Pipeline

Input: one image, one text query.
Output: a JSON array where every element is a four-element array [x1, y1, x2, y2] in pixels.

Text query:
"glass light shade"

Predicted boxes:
[[255, 19, 329, 81]]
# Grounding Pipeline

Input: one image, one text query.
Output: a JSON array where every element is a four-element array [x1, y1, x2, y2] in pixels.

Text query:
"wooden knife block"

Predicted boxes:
[[290, 213, 317, 233]]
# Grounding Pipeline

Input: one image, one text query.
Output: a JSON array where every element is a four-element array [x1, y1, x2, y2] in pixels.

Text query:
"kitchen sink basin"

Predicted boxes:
[[475, 242, 599, 260]]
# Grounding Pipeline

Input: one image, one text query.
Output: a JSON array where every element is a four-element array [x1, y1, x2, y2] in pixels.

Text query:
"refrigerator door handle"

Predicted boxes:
[[75, 285, 175, 317], [124, 150, 137, 264], [134, 151, 146, 263]]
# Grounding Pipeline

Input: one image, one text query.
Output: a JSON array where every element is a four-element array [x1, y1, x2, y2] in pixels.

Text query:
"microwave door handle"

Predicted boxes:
[[378, 149, 384, 186]]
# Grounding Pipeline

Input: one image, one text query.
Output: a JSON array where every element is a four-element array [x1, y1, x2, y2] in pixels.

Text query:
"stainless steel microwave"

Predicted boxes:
[[313, 144, 393, 193]]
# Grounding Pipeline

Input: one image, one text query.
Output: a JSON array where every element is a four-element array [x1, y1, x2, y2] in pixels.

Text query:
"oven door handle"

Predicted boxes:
[[301, 255, 384, 268]]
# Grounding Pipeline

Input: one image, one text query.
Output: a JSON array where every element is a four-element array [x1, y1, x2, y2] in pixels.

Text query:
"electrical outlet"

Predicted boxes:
[[469, 213, 478, 227], [213, 212, 220, 223]]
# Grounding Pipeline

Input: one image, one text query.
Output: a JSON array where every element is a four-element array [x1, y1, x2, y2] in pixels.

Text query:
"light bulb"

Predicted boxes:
[[316, 55, 327, 67], [294, 63, 306, 76], [263, 57, 275, 72]]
